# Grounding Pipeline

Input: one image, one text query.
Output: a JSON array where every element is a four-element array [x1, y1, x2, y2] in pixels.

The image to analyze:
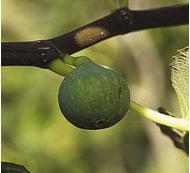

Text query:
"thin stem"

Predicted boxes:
[[62, 54, 78, 66], [129, 101, 189, 131], [48, 59, 75, 76]]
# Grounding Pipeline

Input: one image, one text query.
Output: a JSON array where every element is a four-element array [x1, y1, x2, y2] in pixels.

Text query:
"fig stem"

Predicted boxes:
[[48, 54, 93, 76], [48, 59, 75, 76], [62, 54, 78, 66], [129, 101, 189, 131]]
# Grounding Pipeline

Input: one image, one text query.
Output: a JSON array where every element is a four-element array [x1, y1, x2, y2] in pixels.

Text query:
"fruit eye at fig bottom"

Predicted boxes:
[[95, 118, 108, 128]]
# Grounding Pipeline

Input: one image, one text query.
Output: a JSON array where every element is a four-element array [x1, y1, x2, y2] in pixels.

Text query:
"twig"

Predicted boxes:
[[2, 4, 188, 68]]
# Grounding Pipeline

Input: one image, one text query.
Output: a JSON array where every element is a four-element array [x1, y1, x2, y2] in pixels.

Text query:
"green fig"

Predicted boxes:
[[58, 58, 130, 130]]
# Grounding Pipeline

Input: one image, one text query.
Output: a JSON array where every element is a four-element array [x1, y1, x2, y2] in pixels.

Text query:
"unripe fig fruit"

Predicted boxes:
[[58, 59, 130, 130]]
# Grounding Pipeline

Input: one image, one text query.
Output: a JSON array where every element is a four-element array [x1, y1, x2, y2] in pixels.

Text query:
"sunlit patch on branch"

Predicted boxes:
[[74, 27, 109, 47]]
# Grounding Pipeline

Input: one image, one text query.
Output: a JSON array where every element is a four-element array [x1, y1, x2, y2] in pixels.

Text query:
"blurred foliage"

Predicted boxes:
[[2, 0, 188, 173]]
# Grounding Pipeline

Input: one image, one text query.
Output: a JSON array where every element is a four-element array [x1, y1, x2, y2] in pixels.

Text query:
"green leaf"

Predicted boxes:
[[1, 162, 31, 173], [170, 47, 189, 118]]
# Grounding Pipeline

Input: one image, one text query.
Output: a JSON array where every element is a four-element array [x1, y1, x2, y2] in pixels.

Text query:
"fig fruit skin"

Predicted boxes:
[[58, 61, 130, 130]]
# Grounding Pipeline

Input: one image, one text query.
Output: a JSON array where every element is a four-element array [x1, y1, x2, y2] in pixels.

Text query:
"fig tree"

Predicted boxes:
[[58, 58, 130, 130]]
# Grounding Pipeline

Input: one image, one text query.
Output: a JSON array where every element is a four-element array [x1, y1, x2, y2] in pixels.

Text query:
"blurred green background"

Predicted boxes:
[[2, 0, 188, 173]]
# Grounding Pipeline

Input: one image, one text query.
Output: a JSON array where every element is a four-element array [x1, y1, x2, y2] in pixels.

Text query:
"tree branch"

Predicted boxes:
[[2, 4, 188, 68]]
